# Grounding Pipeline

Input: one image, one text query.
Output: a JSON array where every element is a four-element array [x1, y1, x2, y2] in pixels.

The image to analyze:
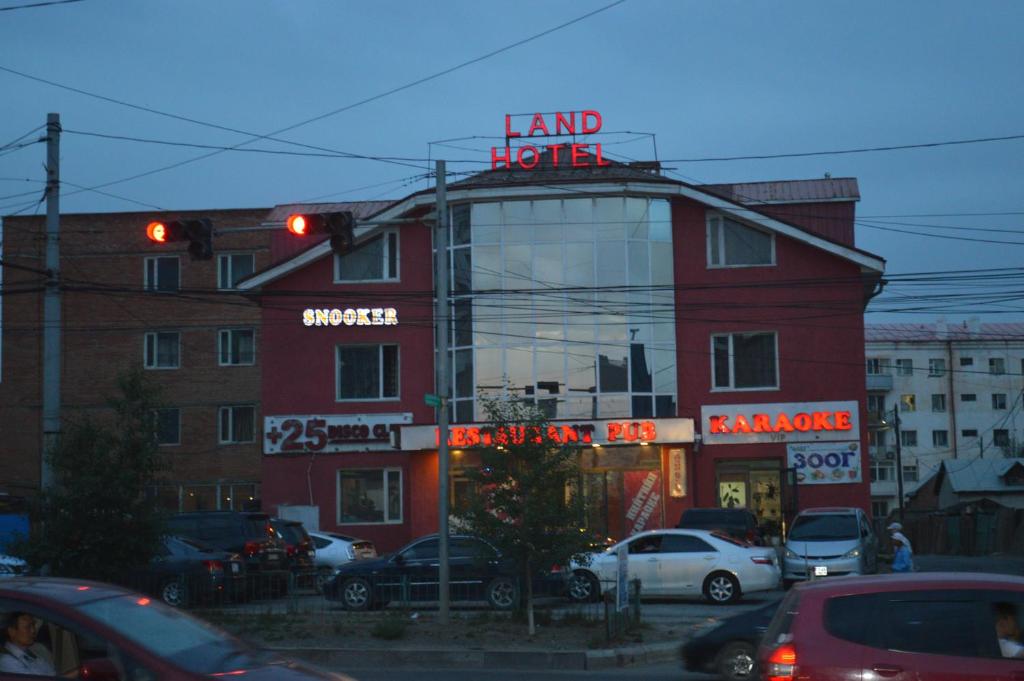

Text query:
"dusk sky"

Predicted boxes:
[[2, 0, 1022, 322]]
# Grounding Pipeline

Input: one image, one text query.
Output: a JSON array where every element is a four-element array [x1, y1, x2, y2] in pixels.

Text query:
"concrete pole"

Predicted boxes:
[[41, 113, 61, 490], [893, 403, 905, 524], [435, 160, 451, 625]]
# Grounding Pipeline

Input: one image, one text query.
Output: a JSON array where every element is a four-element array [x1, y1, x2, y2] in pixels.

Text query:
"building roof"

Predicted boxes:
[[698, 178, 860, 204], [264, 201, 396, 223], [866, 320, 1024, 343], [939, 458, 1024, 494]]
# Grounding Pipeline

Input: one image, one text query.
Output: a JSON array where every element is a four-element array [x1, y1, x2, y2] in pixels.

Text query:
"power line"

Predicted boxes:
[[0, 0, 82, 10]]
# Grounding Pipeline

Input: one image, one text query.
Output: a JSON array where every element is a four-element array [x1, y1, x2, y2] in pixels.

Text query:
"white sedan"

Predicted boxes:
[[308, 531, 377, 592], [567, 529, 780, 604]]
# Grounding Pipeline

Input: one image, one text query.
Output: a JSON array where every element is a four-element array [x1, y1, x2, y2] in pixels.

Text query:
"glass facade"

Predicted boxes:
[[447, 197, 677, 422]]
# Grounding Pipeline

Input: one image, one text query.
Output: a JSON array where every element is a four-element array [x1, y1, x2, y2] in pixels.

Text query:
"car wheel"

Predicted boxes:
[[716, 641, 758, 681], [486, 577, 519, 610], [703, 571, 740, 604], [314, 568, 333, 595], [160, 577, 188, 608], [341, 577, 373, 611], [567, 571, 600, 603]]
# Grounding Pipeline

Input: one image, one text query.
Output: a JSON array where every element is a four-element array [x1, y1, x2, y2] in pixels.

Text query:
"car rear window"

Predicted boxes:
[[788, 514, 858, 541]]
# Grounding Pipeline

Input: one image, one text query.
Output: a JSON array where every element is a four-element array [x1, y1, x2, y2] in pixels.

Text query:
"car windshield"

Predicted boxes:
[[788, 514, 859, 541], [75, 594, 270, 674]]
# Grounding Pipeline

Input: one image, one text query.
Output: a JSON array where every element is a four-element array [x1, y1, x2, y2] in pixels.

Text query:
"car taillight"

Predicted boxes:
[[751, 555, 773, 565], [202, 560, 224, 574], [243, 541, 261, 556], [765, 643, 797, 681], [286, 545, 297, 557], [549, 564, 563, 574]]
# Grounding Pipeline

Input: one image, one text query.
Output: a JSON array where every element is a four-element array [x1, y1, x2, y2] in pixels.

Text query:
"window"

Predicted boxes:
[[895, 359, 913, 376], [706, 214, 774, 267], [866, 358, 889, 375], [962, 429, 978, 438], [867, 394, 886, 419], [933, 430, 949, 448], [337, 344, 399, 400], [994, 430, 1010, 447], [711, 332, 777, 390], [960, 356, 974, 367], [900, 430, 918, 447], [155, 408, 180, 446], [871, 461, 893, 482], [335, 231, 399, 282], [931, 394, 947, 412], [144, 255, 180, 292], [990, 357, 1006, 375], [660, 534, 716, 553], [338, 469, 402, 524], [928, 358, 946, 376], [902, 464, 918, 483], [961, 393, 977, 402], [219, 329, 255, 366], [217, 253, 255, 289], [144, 331, 180, 369], [219, 405, 255, 444], [869, 429, 886, 448], [900, 394, 916, 412], [871, 500, 889, 519]]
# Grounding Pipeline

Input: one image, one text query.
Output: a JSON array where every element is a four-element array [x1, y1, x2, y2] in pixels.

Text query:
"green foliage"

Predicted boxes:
[[454, 396, 596, 595], [13, 368, 169, 581]]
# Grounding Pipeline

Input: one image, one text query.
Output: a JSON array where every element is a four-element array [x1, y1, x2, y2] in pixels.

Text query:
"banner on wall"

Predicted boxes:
[[623, 470, 663, 535], [787, 441, 862, 485]]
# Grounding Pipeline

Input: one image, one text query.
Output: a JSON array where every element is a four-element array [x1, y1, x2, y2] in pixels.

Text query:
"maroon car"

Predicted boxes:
[[0, 577, 353, 680], [759, 572, 1024, 681]]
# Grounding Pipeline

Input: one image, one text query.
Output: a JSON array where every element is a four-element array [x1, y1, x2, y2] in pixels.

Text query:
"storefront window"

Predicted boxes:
[[337, 469, 402, 524], [448, 197, 677, 421]]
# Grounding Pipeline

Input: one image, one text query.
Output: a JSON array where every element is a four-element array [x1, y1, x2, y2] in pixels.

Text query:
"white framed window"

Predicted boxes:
[[155, 408, 180, 446], [871, 500, 889, 519], [706, 214, 774, 268], [871, 461, 894, 482], [933, 430, 948, 447], [337, 344, 399, 400], [902, 464, 919, 483], [218, 329, 255, 366], [334, 230, 399, 282], [217, 253, 255, 290], [867, 394, 886, 418], [144, 256, 180, 292], [337, 468, 402, 525], [928, 358, 946, 376], [989, 357, 1006, 375], [219, 405, 255, 444], [895, 359, 913, 376], [711, 332, 778, 390], [144, 332, 180, 369], [900, 394, 916, 412], [900, 430, 918, 447], [931, 394, 947, 412], [866, 358, 890, 375], [993, 393, 1008, 410]]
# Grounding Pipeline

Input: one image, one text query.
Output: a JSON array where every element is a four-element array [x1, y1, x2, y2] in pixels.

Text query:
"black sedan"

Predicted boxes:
[[324, 534, 565, 611], [124, 535, 246, 607], [680, 598, 780, 681]]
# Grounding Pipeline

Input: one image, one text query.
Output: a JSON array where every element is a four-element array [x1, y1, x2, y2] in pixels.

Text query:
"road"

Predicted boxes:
[[335, 663, 708, 681]]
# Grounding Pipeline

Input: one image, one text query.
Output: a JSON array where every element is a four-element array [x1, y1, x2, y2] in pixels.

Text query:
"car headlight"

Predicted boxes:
[[842, 548, 861, 559], [784, 548, 799, 559]]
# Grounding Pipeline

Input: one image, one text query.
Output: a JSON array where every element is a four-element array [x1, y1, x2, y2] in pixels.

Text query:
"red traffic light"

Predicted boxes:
[[146, 221, 169, 243], [286, 214, 310, 236]]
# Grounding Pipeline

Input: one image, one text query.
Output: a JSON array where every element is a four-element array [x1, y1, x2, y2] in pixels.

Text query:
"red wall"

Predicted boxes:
[[670, 196, 872, 516]]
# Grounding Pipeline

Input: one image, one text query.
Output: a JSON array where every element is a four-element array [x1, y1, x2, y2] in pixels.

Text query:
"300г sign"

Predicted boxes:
[[787, 442, 862, 485]]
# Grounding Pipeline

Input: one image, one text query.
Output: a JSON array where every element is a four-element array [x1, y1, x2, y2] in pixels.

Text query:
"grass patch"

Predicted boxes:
[[370, 615, 409, 640]]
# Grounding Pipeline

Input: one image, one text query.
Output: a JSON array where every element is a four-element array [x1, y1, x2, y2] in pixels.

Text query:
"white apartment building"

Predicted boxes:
[[865, 320, 1024, 519]]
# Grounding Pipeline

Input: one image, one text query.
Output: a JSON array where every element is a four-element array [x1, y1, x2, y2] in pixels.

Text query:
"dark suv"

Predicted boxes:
[[270, 519, 316, 579], [166, 512, 288, 595], [677, 508, 764, 545]]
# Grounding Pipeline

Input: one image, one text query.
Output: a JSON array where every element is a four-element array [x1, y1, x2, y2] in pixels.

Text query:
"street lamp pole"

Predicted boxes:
[[893, 403, 905, 524], [435, 160, 451, 625]]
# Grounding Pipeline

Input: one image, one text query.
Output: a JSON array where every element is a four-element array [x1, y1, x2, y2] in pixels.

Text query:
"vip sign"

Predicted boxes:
[[700, 401, 859, 445], [491, 110, 612, 170], [264, 413, 413, 454], [303, 307, 398, 327]]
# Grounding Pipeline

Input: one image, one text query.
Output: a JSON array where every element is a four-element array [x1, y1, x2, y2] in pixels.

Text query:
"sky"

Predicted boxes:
[[2, 0, 1023, 322]]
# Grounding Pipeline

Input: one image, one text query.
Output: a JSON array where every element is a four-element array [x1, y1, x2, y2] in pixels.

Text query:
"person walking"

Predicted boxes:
[[887, 521, 913, 554], [891, 537, 914, 573]]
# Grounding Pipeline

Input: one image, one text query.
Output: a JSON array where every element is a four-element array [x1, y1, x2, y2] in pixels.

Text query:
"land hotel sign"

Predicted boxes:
[[492, 110, 612, 171]]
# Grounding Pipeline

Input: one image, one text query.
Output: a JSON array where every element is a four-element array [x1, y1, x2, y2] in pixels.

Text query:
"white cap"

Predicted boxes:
[[887, 522, 902, 531]]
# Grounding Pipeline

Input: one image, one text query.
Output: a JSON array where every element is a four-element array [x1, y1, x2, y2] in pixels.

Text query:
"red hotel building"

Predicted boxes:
[[239, 155, 884, 552]]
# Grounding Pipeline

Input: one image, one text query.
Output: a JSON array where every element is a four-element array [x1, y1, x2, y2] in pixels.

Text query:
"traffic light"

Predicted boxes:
[[145, 218, 213, 260], [285, 211, 355, 254]]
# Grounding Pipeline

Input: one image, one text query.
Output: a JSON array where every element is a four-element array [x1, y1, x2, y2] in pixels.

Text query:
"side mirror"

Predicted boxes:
[[79, 657, 121, 681]]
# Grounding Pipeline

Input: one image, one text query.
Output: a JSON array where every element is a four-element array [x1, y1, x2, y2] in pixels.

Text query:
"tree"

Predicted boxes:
[[455, 396, 595, 634], [15, 368, 169, 581]]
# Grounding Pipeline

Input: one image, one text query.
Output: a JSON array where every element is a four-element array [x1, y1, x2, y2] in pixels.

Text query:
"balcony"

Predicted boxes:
[[866, 373, 893, 391]]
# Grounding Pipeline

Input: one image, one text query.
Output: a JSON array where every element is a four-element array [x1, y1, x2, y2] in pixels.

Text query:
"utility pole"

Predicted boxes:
[[435, 160, 451, 625], [893, 403, 905, 524], [41, 113, 61, 490]]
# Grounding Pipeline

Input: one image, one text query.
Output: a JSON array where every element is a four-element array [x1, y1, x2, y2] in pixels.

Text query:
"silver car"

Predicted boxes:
[[782, 507, 878, 585]]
